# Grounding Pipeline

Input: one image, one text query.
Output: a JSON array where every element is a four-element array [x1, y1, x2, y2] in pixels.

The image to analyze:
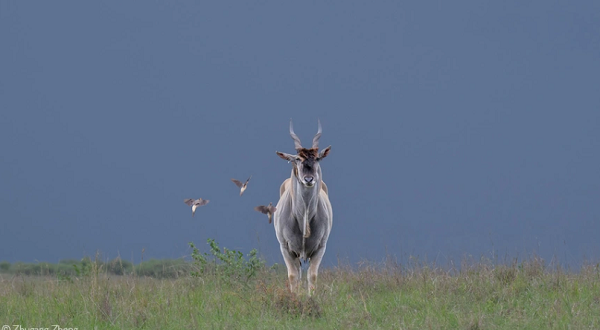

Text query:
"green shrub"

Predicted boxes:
[[189, 239, 265, 283], [0, 261, 10, 272], [56, 263, 77, 276], [107, 257, 133, 275], [134, 259, 188, 278]]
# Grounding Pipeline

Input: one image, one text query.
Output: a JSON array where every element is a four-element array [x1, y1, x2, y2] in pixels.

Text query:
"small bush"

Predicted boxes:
[[189, 239, 265, 283], [107, 257, 133, 275], [13, 262, 41, 275], [0, 261, 10, 272], [135, 259, 188, 278]]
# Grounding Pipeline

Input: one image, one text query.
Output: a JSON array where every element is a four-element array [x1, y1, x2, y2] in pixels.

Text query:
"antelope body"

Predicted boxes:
[[274, 120, 332, 295]]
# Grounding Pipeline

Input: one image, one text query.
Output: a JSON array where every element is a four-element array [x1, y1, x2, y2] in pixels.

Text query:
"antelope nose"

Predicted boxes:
[[304, 176, 314, 183]]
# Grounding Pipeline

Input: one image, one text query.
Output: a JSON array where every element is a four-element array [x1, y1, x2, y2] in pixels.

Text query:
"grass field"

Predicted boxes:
[[1, 250, 600, 329]]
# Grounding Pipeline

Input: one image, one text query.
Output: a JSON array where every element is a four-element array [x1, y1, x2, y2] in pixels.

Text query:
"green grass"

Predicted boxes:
[[1, 255, 600, 329]]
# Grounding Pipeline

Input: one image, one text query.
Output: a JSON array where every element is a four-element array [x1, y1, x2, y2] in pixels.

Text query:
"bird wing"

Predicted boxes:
[[245, 175, 252, 184], [231, 178, 243, 188], [184, 199, 194, 206], [267, 206, 277, 213], [254, 205, 268, 214], [196, 199, 210, 206]]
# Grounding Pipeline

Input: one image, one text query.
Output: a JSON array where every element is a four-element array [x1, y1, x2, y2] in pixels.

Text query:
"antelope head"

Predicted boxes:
[[276, 120, 331, 188]]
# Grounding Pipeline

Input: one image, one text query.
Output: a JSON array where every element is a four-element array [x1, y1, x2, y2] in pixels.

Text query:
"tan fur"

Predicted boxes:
[[321, 180, 328, 195], [279, 178, 292, 197]]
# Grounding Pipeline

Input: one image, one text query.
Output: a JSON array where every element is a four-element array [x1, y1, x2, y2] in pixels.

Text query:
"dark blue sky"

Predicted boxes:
[[1, 2, 599, 267]]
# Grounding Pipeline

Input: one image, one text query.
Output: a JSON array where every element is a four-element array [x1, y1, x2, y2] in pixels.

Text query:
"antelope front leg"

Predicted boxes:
[[307, 247, 326, 296], [280, 246, 301, 293]]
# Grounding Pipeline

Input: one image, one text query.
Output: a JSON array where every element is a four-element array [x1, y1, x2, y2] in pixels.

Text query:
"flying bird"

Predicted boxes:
[[231, 175, 252, 196], [254, 202, 277, 224], [184, 198, 209, 216]]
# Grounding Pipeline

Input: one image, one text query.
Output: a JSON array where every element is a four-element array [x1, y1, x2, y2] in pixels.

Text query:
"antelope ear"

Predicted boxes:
[[317, 146, 331, 160], [276, 151, 298, 162]]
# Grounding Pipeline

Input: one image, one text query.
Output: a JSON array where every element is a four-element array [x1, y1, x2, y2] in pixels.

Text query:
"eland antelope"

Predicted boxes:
[[274, 120, 332, 295], [231, 176, 252, 196], [183, 198, 209, 216]]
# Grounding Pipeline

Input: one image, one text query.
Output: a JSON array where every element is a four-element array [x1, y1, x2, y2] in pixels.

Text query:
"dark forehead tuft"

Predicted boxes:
[[297, 148, 318, 160]]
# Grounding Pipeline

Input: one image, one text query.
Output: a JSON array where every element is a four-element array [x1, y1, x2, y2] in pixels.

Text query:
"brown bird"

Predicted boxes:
[[254, 202, 277, 224], [231, 175, 252, 196], [184, 198, 209, 216]]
